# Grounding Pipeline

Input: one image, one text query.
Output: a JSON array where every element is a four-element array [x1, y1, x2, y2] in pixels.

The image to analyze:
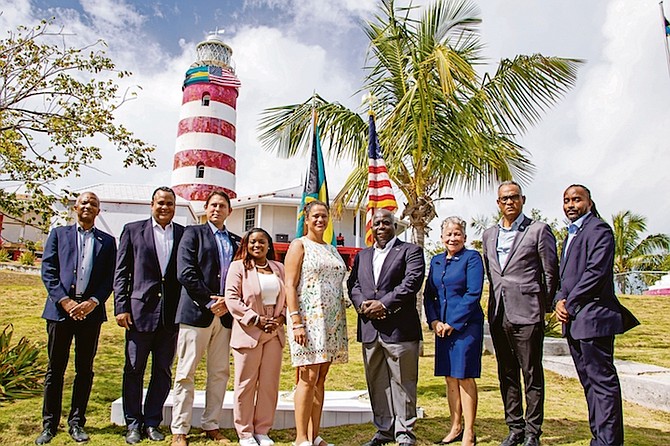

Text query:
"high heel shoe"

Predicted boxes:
[[434, 430, 463, 444]]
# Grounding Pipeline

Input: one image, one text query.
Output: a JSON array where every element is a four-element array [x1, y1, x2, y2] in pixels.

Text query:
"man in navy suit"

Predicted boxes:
[[554, 184, 638, 446], [114, 187, 184, 444], [170, 190, 240, 446], [36, 191, 117, 445], [347, 209, 425, 446]]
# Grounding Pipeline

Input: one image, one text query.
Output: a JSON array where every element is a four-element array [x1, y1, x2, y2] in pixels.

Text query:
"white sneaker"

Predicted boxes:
[[254, 434, 275, 446], [240, 437, 260, 446], [313, 436, 334, 446]]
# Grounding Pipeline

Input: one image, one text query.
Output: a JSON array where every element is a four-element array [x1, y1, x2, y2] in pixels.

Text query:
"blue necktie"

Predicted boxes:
[[215, 230, 232, 293]]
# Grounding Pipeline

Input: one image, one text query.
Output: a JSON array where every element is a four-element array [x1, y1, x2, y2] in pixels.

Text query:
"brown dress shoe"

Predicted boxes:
[[171, 434, 188, 446], [204, 429, 231, 443]]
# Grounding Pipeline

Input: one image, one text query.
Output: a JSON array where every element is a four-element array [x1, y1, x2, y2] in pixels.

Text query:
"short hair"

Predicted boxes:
[[234, 228, 276, 270], [205, 190, 231, 208], [498, 180, 523, 195], [441, 216, 467, 236], [565, 184, 601, 219], [303, 200, 329, 216], [75, 191, 100, 206], [151, 186, 176, 201]]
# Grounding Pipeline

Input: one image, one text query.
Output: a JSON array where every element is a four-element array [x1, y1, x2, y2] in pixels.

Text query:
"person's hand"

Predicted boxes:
[[210, 297, 228, 317], [432, 321, 454, 337], [362, 300, 387, 320], [293, 324, 307, 345], [555, 299, 570, 323], [116, 312, 133, 329], [70, 299, 97, 321], [60, 298, 78, 315]]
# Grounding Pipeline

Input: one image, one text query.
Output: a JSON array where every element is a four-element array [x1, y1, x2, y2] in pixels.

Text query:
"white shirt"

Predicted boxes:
[[373, 236, 397, 285], [257, 271, 280, 306], [152, 218, 174, 275]]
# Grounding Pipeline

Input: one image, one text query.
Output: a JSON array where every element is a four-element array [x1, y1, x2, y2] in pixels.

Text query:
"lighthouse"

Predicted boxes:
[[171, 31, 241, 209]]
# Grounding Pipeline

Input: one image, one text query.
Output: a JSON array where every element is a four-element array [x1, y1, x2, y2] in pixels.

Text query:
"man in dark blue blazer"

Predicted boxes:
[[36, 191, 117, 445], [347, 209, 425, 446], [114, 187, 184, 444], [554, 184, 639, 446], [170, 190, 240, 446]]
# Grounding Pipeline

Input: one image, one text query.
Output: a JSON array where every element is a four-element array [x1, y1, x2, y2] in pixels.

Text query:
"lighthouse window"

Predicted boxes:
[[244, 208, 256, 231], [196, 163, 205, 179], [202, 94, 211, 106]]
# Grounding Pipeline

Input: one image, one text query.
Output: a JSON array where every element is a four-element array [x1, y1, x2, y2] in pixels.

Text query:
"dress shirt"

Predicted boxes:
[[563, 211, 591, 256], [496, 212, 526, 269], [373, 236, 397, 285], [208, 221, 233, 295], [151, 218, 174, 275], [75, 225, 95, 298]]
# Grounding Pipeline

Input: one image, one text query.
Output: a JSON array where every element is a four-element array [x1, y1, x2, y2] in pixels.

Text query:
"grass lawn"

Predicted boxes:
[[0, 270, 669, 445]]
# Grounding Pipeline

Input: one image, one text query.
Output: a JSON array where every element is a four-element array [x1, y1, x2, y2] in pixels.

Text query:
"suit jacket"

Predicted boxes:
[[176, 223, 240, 328], [482, 217, 558, 325], [424, 248, 484, 331], [41, 224, 117, 323], [224, 259, 287, 349], [554, 213, 639, 340], [347, 239, 425, 343], [113, 218, 184, 333]]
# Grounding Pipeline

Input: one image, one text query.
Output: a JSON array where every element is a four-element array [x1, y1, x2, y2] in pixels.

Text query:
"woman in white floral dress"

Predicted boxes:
[[285, 200, 348, 446]]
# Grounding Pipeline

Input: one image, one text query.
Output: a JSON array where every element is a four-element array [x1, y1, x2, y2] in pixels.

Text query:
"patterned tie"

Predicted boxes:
[[215, 230, 232, 293]]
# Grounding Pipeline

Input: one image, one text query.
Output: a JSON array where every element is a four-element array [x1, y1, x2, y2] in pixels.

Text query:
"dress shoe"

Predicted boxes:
[[204, 429, 231, 443], [125, 428, 142, 444], [171, 434, 188, 446], [145, 426, 165, 441], [362, 438, 392, 446], [68, 425, 90, 443], [435, 430, 464, 444], [523, 435, 540, 446], [35, 428, 55, 445], [500, 431, 525, 446]]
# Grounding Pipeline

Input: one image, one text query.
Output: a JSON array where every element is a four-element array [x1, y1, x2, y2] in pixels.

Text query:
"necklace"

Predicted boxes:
[[255, 262, 269, 269]]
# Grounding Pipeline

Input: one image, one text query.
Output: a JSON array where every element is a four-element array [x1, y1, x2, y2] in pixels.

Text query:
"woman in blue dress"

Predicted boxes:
[[425, 217, 484, 446]]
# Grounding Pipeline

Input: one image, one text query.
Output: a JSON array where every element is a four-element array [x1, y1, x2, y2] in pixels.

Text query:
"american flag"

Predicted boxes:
[[208, 66, 241, 89], [365, 113, 398, 247]]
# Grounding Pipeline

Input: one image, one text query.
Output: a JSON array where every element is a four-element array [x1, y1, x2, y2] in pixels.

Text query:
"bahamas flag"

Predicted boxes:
[[296, 113, 335, 245]]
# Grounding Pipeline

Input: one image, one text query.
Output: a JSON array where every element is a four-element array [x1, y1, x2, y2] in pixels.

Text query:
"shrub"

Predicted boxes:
[[544, 312, 562, 338], [18, 251, 35, 266], [0, 249, 9, 262], [0, 324, 45, 401]]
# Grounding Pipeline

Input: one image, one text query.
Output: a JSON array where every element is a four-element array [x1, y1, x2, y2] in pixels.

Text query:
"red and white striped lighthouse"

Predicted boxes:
[[171, 31, 241, 208]]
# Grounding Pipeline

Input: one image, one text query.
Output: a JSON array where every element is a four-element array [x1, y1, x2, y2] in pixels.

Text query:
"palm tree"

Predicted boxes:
[[612, 210, 670, 294], [258, 0, 581, 246]]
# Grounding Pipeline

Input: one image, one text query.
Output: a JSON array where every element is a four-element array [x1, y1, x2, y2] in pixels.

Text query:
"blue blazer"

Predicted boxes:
[[41, 224, 117, 322], [554, 214, 638, 339], [176, 224, 240, 328], [424, 248, 484, 331], [347, 239, 425, 343], [113, 219, 184, 333]]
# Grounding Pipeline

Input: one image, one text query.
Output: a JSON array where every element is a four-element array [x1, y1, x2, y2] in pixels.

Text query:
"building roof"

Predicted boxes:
[[73, 184, 191, 205]]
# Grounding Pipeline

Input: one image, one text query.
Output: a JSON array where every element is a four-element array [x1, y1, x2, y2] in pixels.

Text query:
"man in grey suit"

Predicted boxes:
[[347, 209, 425, 446], [482, 181, 558, 446]]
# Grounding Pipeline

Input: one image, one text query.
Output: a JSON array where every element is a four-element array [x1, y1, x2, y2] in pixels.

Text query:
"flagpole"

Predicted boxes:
[[660, 1, 670, 78]]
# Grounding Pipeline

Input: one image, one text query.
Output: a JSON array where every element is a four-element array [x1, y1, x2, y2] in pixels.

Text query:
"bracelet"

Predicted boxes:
[[288, 310, 300, 317], [292, 324, 305, 329]]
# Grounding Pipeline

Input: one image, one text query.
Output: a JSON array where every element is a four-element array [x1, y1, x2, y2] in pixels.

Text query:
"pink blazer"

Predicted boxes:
[[224, 259, 287, 349]]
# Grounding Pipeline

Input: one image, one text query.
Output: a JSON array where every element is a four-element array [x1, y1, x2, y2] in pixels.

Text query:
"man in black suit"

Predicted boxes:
[[554, 184, 638, 446], [36, 191, 117, 444], [170, 190, 240, 446], [482, 181, 558, 446], [114, 187, 184, 444], [347, 209, 425, 446]]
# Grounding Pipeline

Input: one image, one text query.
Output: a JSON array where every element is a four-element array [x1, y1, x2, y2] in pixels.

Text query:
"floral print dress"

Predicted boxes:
[[288, 237, 348, 366]]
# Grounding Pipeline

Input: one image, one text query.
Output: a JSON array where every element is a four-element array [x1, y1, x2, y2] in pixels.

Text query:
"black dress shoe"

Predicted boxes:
[[68, 425, 90, 443], [145, 426, 165, 441], [362, 439, 392, 446], [523, 435, 539, 446], [500, 431, 525, 446], [35, 428, 55, 445], [125, 428, 142, 444], [435, 430, 464, 444]]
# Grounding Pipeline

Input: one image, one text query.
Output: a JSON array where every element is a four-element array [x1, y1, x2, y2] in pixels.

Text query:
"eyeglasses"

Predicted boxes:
[[498, 194, 521, 203]]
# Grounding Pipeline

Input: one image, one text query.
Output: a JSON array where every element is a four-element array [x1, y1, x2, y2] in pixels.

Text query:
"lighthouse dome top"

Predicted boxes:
[[194, 30, 234, 70]]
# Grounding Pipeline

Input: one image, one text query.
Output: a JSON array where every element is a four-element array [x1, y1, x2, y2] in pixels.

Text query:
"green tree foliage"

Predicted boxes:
[[258, 0, 581, 246], [0, 19, 155, 227], [0, 324, 45, 401], [612, 210, 670, 293]]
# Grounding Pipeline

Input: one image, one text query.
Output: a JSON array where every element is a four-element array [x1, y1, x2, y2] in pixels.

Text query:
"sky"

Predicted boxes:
[[2, 0, 669, 245]]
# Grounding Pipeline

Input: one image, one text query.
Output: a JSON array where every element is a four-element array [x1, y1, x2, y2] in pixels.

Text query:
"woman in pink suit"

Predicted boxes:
[[224, 228, 286, 446]]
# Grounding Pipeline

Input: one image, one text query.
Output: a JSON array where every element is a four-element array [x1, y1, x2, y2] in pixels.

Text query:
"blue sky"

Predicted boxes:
[[2, 0, 669, 242]]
